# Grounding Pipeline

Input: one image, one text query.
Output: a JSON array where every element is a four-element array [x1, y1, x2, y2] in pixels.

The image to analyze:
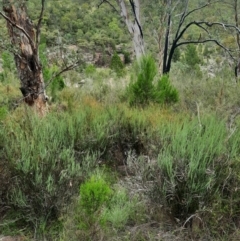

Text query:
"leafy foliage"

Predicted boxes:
[[151, 115, 240, 229], [184, 44, 202, 68], [127, 55, 157, 106], [101, 188, 135, 229], [110, 52, 125, 76], [127, 56, 178, 106], [0, 105, 8, 120], [1, 51, 14, 70], [39, 43, 65, 101], [172, 47, 181, 62], [155, 74, 179, 104], [0, 51, 15, 83], [79, 174, 112, 215], [0, 113, 85, 238], [2, 1, 240, 240]]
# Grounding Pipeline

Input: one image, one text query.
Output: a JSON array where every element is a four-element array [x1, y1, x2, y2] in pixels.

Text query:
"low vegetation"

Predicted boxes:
[[0, 51, 240, 241], [2, 0, 240, 239]]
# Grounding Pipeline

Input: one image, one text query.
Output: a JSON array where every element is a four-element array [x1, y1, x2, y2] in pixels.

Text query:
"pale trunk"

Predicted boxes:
[[118, 0, 145, 59]]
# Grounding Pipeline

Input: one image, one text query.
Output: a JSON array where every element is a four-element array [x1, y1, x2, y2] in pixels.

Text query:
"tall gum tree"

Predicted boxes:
[[1, 0, 48, 116], [99, 0, 145, 59]]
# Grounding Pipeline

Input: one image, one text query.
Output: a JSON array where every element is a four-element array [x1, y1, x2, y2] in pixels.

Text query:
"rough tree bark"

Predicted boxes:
[[1, 0, 48, 116]]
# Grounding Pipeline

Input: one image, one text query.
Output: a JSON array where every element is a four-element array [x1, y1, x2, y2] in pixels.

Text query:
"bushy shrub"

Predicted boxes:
[[79, 174, 112, 215], [155, 74, 178, 104], [84, 64, 97, 77], [2, 51, 14, 70], [101, 188, 135, 229], [0, 52, 16, 83], [172, 47, 181, 62], [122, 50, 131, 64], [184, 44, 201, 68], [0, 105, 8, 120], [151, 115, 240, 231], [0, 113, 98, 238], [64, 171, 139, 240], [127, 55, 156, 106], [110, 52, 125, 77], [127, 55, 178, 107]]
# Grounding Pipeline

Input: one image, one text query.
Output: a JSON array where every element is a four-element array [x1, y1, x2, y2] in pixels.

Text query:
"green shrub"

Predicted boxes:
[[151, 115, 240, 231], [2, 51, 14, 70], [84, 64, 97, 77], [127, 55, 156, 107], [79, 174, 112, 215], [183, 44, 202, 78], [0, 105, 8, 120], [122, 50, 131, 64], [43, 65, 65, 101], [0, 112, 98, 238], [184, 44, 201, 68], [39, 43, 65, 101], [101, 188, 135, 229], [64, 171, 140, 240], [172, 47, 181, 62], [0, 51, 16, 83], [110, 52, 124, 77], [155, 74, 178, 104], [127, 56, 178, 107], [71, 172, 113, 239]]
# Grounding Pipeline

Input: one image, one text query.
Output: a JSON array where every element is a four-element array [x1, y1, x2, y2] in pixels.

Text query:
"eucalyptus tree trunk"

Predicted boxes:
[[117, 0, 145, 59], [2, 0, 48, 116]]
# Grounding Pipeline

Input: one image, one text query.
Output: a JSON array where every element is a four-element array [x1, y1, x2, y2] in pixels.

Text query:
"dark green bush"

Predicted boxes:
[[184, 44, 202, 68], [172, 47, 181, 62], [122, 51, 131, 64], [0, 112, 96, 238], [127, 55, 156, 107], [127, 55, 178, 107], [155, 74, 178, 104], [110, 52, 124, 77]]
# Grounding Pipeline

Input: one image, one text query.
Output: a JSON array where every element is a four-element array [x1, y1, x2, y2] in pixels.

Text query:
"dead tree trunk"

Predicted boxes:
[[2, 1, 48, 116]]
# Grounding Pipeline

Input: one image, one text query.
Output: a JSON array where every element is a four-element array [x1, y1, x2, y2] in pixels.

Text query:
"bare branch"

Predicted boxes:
[[98, 0, 119, 13], [175, 1, 220, 41], [184, 2, 210, 19], [176, 20, 240, 46], [0, 11, 35, 51], [171, 0, 182, 14], [178, 0, 189, 30], [176, 39, 235, 60], [195, 24, 210, 35], [44, 60, 84, 90], [36, 0, 45, 50], [202, 21, 240, 32]]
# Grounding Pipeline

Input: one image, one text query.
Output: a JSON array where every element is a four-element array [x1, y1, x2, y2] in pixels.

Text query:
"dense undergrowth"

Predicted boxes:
[[1, 56, 240, 240]]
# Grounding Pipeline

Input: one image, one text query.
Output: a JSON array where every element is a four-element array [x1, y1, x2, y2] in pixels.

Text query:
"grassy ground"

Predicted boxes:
[[1, 62, 240, 240]]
